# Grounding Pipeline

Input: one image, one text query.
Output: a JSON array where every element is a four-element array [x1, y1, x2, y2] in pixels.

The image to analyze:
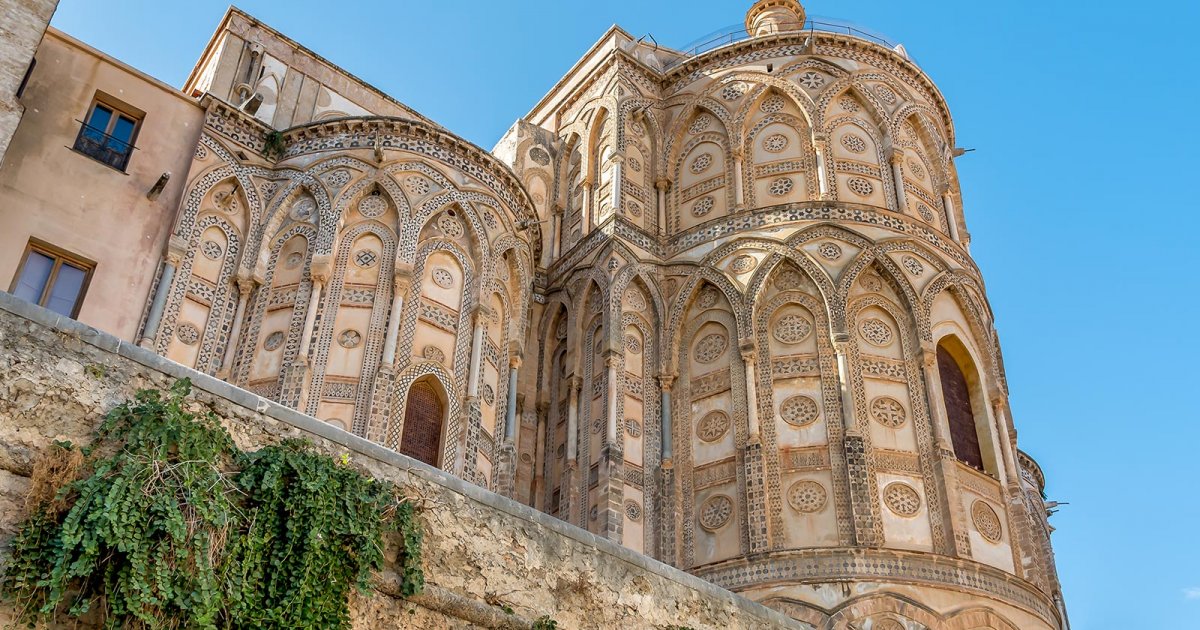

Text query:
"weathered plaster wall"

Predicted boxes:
[[0, 29, 204, 341], [0, 290, 805, 630], [0, 0, 56, 162]]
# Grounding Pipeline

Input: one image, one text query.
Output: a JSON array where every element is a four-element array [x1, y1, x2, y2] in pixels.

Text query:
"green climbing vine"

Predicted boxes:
[[1, 379, 423, 629], [263, 130, 286, 160]]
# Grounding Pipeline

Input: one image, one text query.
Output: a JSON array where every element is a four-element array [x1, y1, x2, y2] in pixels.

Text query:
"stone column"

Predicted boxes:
[[139, 239, 186, 348], [920, 342, 953, 452], [495, 354, 522, 498], [832, 332, 879, 546], [658, 374, 677, 563], [831, 333, 857, 434], [368, 265, 412, 442], [582, 180, 594, 235], [551, 204, 563, 259], [611, 155, 624, 217], [942, 187, 962, 243], [297, 255, 331, 361], [889, 148, 908, 212], [921, 342, 973, 558], [604, 351, 620, 446], [740, 343, 761, 442], [813, 134, 831, 200], [567, 375, 581, 462], [659, 374, 674, 462], [294, 256, 331, 412], [732, 148, 746, 211], [466, 305, 489, 399], [532, 401, 548, 510], [381, 266, 412, 367], [740, 340, 769, 551], [217, 274, 257, 380], [991, 394, 1029, 579], [655, 179, 670, 236], [565, 374, 582, 525], [505, 357, 521, 442]]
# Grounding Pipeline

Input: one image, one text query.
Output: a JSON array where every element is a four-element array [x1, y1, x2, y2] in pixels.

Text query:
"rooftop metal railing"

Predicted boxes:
[[660, 16, 913, 71]]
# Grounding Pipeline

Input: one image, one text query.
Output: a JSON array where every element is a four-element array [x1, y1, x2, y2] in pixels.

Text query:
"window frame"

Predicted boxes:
[[73, 92, 143, 172], [9, 238, 96, 318]]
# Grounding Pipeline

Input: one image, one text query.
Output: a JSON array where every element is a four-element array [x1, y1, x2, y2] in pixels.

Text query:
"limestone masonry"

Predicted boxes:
[[0, 1, 1069, 628]]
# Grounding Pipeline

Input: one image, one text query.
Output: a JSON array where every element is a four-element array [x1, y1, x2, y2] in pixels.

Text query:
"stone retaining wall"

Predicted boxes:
[[0, 290, 803, 629]]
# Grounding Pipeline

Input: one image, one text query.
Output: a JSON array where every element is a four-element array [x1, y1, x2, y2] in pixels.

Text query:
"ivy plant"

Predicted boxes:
[[1, 379, 423, 629]]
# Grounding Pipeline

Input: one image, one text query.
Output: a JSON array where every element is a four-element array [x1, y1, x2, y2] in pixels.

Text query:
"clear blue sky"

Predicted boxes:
[[49, 1, 1198, 627]]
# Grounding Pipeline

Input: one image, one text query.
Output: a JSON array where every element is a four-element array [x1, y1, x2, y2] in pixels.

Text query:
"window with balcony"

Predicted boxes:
[[10, 240, 95, 318], [73, 95, 141, 171]]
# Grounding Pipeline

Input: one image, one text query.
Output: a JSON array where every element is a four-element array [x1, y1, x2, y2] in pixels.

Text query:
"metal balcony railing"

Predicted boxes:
[[661, 17, 913, 71], [72, 121, 134, 171]]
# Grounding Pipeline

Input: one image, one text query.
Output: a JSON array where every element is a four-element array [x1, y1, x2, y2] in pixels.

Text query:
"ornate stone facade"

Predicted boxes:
[[2, 1, 1068, 628]]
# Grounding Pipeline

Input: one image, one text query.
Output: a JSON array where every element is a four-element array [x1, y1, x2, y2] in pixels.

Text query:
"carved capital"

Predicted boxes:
[[236, 274, 257, 295], [658, 373, 676, 391], [569, 375, 583, 392], [310, 254, 333, 282], [889, 147, 906, 164], [738, 339, 757, 363], [166, 235, 189, 265], [552, 203, 564, 217], [654, 178, 671, 192]]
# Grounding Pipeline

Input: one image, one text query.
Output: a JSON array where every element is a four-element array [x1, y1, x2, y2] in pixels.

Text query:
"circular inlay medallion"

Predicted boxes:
[[763, 133, 789, 153], [285, 252, 303, 269], [432, 267, 454, 289], [353, 249, 378, 268], [625, 500, 642, 521], [201, 240, 223, 260], [859, 318, 894, 346], [358, 194, 386, 218], [730, 255, 755, 274], [841, 133, 867, 154], [625, 418, 642, 438], [696, 410, 730, 443], [625, 334, 642, 354], [289, 198, 315, 221], [176, 323, 200, 345], [787, 480, 827, 513], [818, 242, 842, 261], [760, 95, 785, 113], [690, 153, 713, 174], [972, 500, 1003, 543], [338, 329, 362, 348], [422, 345, 445, 363], [437, 213, 463, 238], [698, 494, 734, 531], [693, 333, 728, 363], [883, 482, 921, 517], [847, 176, 874, 197], [692, 196, 715, 217], [781, 395, 819, 427], [798, 71, 824, 88], [529, 146, 551, 166], [404, 175, 431, 196], [773, 313, 813, 344], [870, 396, 907, 428], [264, 331, 284, 351], [768, 177, 794, 197]]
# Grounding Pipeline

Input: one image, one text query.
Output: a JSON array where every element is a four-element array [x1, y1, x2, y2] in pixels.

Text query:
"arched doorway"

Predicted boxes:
[[400, 379, 444, 467]]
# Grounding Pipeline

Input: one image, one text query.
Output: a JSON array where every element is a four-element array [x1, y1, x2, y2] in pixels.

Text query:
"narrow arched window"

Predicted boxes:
[[400, 380, 443, 467], [937, 344, 984, 470]]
